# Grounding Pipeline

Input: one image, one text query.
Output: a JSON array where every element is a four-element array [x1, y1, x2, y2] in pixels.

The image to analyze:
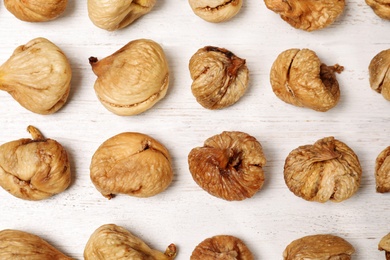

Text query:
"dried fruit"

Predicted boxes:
[[84, 224, 177, 260], [191, 235, 253, 260], [379, 233, 390, 259], [283, 234, 355, 259], [368, 49, 390, 101], [375, 146, 390, 193], [188, 0, 243, 23], [366, 0, 390, 20], [270, 48, 343, 112], [89, 39, 169, 116], [284, 136, 361, 203], [0, 126, 71, 201], [188, 131, 266, 201], [4, 0, 68, 22], [264, 0, 345, 31], [90, 132, 173, 199], [0, 37, 71, 114], [189, 46, 249, 109], [0, 229, 73, 259], [88, 0, 156, 31]]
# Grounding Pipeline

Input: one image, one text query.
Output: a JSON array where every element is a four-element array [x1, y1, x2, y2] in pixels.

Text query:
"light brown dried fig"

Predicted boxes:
[[375, 146, 390, 193], [88, 0, 156, 31], [264, 0, 345, 31], [368, 49, 390, 101], [366, 0, 390, 19], [189, 46, 249, 109], [379, 233, 390, 259], [284, 137, 361, 203], [0, 229, 73, 260], [89, 39, 169, 116], [191, 235, 253, 260], [283, 234, 355, 260], [4, 0, 68, 22], [270, 48, 343, 112], [0, 37, 71, 114], [90, 132, 173, 199], [188, 0, 243, 23], [188, 131, 266, 201], [84, 224, 177, 260], [0, 126, 71, 201]]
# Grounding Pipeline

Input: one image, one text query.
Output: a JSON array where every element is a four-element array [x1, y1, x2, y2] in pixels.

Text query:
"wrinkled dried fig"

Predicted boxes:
[[188, 131, 266, 201], [89, 39, 169, 116], [88, 0, 156, 31], [284, 137, 361, 203], [368, 49, 390, 101], [188, 0, 243, 23], [264, 0, 345, 31], [90, 132, 173, 199], [283, 234, 355, 260], [375, 146, 390, 193], [4, 0, 68, 22], [366, 0, 390, 19], [0, 37, 71, 114], [270, 48, 343, 112], [0, 126, 71, 201], [189, 46, 249, 109], [84, 224, 177, 260], [0, 229, 73, 259], [379, 233, 390, 259], [191, 235, 253, 260]]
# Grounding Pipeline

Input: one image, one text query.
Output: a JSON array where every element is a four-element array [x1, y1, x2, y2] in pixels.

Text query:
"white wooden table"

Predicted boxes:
[[0, 0, 389, 259]]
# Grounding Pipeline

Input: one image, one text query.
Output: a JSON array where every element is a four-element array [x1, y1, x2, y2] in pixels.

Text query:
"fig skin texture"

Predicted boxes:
[[188, 0, 243, 23], [379, 233, 390, 260], [375, 146, 390, 193], [366, 0, 390, 20], [368, 49, 390, 101]]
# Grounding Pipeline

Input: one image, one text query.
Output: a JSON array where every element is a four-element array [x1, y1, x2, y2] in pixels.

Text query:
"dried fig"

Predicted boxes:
[[191, 235, 253, 260], [283, 234, 355, 260], [0, 229, 73, 259], [189, 46, 249, 109], [0, 126, 71, 201], [188, 0, 243, 23], [84, 224, 177, 260], [188, 131, 266, 201], [375, 146, 390, 193], [284, 136, 361, 203], [0, 37, 71, 114], [88, 0, 156, 31], [379, 233, 390, 259], [90, 132, 173, 199], [270, 48, 343, 112], [4, 0, 68, 22], [89, 39, 169, 116], [366, 0, 390, 19], [264, 0, 345, 31], [368, 49, 390, 101]]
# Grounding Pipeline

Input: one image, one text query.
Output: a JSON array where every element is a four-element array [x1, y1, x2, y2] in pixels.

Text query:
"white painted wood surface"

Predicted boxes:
[[0, 0, 389, 259]]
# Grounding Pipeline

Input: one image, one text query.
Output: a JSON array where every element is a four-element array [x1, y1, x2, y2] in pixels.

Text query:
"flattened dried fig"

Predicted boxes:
[[270, 48, 343, 112], [4, 0, 68, 22], [369, 49, 390, 101], [284, 137, 361, 203], [84, 224, 177, 260], [88, 0, 156, 31], [0, 126, 71, 201], [379, 233, 390, 259], [189, 46, 249, 109], [89, 39, 169, 116], [366, 0, 390, 19], [188, 0, 243, 23], [283, 234, 355, 260], [0, 229, 73, 259], [191, 235, 253, 260], [188, 131, 266, 201], [0, 37, 72, 114], [90, 132, 173, 199], [264, 0, 345, 31], [375, 146, 390, 193]]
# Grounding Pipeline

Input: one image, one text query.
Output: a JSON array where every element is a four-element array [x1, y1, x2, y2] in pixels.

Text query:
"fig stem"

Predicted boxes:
[[27, 125, 45, 141], [164, 243, 177, 259]]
